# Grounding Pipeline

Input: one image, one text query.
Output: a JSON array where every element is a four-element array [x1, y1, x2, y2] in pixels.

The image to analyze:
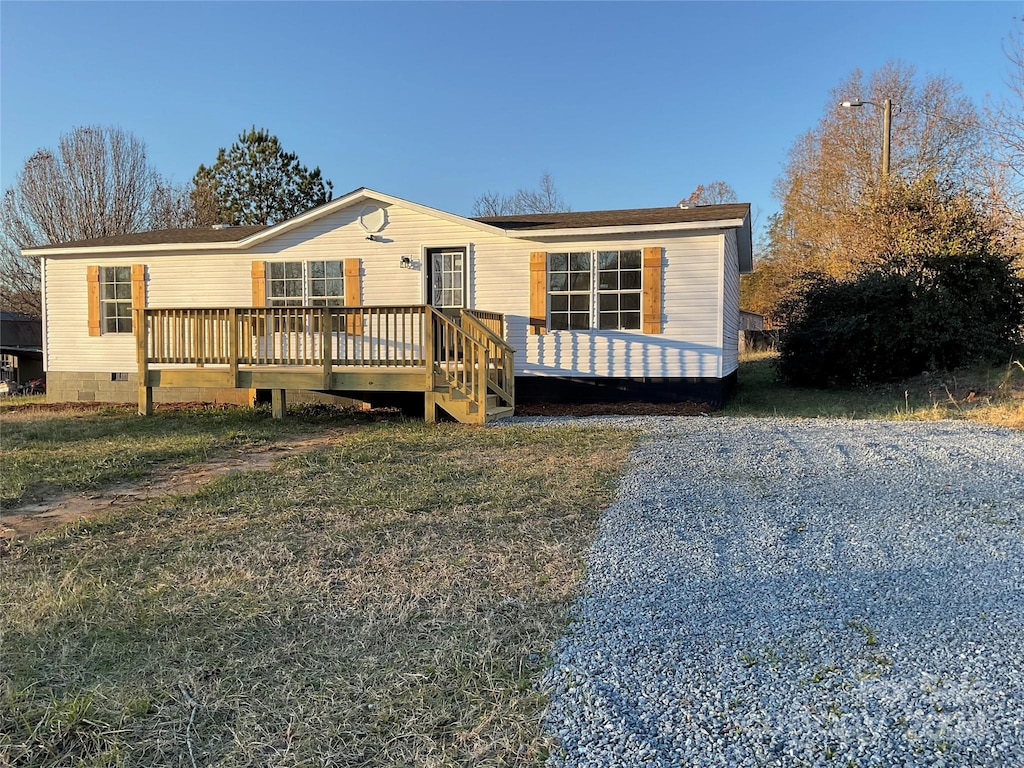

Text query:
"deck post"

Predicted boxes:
[[321, 308, 333, 388], [229, 308, 239, 387], [272, 388, 287, 419], [195, 310, 205, 368], [424, 308, 436, 391], [135, 308, 152, 416], [424, 391, 437, 423]]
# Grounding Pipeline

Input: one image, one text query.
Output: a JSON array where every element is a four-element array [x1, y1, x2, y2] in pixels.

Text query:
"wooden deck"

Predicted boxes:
[[134, 305, 515, 424]]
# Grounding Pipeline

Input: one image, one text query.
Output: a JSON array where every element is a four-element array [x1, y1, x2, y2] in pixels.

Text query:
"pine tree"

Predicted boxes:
[[192, 127, 333, 226]]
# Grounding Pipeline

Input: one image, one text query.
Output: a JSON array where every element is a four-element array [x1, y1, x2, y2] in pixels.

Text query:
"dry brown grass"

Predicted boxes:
[[729, 354, 1024, 429], [1, 418, 635, 767]]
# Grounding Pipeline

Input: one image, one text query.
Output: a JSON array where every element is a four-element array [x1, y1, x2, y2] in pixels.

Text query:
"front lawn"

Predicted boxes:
[[1, 409, 635, 766]]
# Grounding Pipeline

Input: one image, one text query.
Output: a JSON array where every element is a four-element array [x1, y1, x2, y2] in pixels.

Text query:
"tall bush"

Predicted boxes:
[[777, 272, 921, 387], [778, 252, 1024, 386]]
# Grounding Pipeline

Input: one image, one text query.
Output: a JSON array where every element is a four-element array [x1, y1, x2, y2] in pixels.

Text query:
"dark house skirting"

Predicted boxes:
[[515, 372, 737, 407], [258, 372, 738, 415]]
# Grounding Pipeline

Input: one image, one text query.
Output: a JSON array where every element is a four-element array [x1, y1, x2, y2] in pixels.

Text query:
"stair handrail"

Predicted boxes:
[[428, 307, 489, 412], [459, 310, 515, 406]]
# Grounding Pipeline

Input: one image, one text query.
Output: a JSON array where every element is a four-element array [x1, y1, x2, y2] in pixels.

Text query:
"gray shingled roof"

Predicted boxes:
[[37, 202, 750, 249], [471, 203, 750, 231], [47, 225, 269, 249]]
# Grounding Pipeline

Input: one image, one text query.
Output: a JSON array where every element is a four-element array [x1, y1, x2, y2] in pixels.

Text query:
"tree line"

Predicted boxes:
[[0, 126, 335, 316]]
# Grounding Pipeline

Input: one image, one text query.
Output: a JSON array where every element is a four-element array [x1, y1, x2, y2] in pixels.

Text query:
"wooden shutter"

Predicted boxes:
[[131, 264, 146, 308], [344, 258, 361, 306], [642, 247, 663, 334], [344, 258, 362, 335], [529, 251, 547, 335], [251, 261, 267, 307], [87, 266, 101, 336]]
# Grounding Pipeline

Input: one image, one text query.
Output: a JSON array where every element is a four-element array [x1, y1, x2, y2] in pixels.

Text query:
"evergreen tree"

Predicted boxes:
[[192, 127, 333, 226]]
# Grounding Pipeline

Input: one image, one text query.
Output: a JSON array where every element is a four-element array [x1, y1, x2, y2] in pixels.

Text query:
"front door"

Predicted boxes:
[[426, 247, 466, 361], [426, 247, 466, 320]]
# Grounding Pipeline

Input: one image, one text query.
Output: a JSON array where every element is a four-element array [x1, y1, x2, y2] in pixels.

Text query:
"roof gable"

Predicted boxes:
[[25, 188, 509, 254]]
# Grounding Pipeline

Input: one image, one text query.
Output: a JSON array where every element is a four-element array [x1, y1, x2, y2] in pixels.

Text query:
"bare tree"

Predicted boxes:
[[149, 180, 199, 230], [0, 126, 187, 315], [680, 181, 738, 206], [743, 62, 986, 318], [472, 190, 519, 217], [472, 172, 570, 216], [985, 17, 1024, 260]]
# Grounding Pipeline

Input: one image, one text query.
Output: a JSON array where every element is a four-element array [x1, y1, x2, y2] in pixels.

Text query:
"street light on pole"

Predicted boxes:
[[840, 98, 893, 180]]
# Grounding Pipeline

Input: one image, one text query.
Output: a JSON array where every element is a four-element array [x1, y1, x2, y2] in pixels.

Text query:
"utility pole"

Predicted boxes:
[[881, 98, 892, 179], [840, 98, 893, 180]]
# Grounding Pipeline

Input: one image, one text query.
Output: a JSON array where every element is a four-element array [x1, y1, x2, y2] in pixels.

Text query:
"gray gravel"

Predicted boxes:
[[528, 417, 1024, 768]]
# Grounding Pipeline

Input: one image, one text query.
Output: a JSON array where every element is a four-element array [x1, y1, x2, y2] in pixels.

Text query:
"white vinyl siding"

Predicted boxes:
[[42, 201, 731, 381], [508, 232, 725, 378], [44, 260, 139, 371], [722, 229, 740, 376]]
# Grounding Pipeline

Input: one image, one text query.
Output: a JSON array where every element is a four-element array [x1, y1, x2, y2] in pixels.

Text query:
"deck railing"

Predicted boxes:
[[143, 306, 430, 368], [137, 305, 513, 418], [460, 309, 515, 405], [462, 308, 504, 339]]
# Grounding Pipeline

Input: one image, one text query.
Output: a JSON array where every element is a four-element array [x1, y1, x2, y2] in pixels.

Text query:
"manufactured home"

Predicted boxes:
[[28, 188, 752, 423]]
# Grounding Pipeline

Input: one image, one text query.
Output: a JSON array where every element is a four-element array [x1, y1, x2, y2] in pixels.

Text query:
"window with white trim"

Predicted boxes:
[[548, 250, 641, 331], [100, 266, 133, 333], [548, 252, 591, 330], [267, 261, 344, 306]]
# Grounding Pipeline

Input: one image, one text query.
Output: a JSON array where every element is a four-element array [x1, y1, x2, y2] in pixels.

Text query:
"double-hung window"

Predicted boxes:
[[548, 250, 642, 331], [100, 266, 134, 333], [266, 261, 344, 306], [548, 252, 592, 330], [596, 250, 642, 330]]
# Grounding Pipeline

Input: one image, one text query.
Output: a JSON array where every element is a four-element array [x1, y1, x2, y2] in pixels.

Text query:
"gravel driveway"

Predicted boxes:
[[536, 418, 1024, 767]]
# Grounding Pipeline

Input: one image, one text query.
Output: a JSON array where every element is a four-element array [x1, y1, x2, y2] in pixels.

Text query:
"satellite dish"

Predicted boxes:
[[358, 205, 387, 233]]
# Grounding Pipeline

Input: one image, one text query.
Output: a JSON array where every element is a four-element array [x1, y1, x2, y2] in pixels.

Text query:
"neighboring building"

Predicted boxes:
[[738, 310, 779, 355], [739, 309, 765, 331], [0, 311, 44, 386], [27, 188, 752, 418]]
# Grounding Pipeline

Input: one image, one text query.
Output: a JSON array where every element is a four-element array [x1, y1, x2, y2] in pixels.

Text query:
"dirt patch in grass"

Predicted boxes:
[[0, 428, 356, 540], [0, 402, 405, 509]]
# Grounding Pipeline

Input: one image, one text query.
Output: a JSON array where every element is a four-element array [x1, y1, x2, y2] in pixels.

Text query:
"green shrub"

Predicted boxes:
[[777, 250, 1024, 387]]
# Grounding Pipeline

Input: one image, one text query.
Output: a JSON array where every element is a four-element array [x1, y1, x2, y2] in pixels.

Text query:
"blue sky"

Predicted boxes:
[[1, 1, 1019, 230]]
